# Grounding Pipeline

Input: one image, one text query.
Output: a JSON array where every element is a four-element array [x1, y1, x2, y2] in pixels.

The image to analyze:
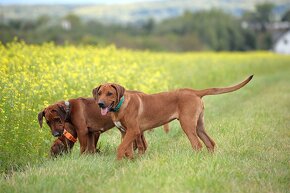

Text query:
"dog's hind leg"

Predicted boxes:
[[141, 133, 147, 151], [197, 111, 215, 152], [87, 131, 96, 153], [135, 134, 146, 155], [75, 125, 89, 154], [132, 133, 147, 155], [179, 114, 202, 151], [94, 132, 101, 152]]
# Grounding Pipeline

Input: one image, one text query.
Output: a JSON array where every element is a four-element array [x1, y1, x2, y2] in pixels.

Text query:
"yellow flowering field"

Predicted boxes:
[[0, 41, 289, 173], [0, 42, 168, 172]]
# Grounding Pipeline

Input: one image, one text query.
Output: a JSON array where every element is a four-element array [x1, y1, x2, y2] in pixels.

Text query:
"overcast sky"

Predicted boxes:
[[0, 0, 164, 5]]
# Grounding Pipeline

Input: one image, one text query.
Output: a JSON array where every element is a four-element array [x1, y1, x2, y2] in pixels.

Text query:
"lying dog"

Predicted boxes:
[[49, 122, 146, 157], [50, 122, 77, 157], [50, 122, 102, 157], [93, 75, 253, 160]]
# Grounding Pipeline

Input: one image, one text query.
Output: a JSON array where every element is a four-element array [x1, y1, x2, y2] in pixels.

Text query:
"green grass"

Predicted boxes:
[[1, 58, 289, 193]]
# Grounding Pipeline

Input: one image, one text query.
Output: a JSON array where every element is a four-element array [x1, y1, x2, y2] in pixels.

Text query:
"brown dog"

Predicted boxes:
[[50, 122, 77, 157], [38, 97, 148, 155], [50, 122, 104, 157], [50, 137, 73, 157], [49, 122, 145, 157], [93, 75, 253, 160]]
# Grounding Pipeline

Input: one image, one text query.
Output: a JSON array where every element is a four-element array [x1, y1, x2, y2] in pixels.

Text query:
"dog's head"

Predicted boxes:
[[92, 83, 125, 115], [38, 102, 68, 137], [50, 138, 67, 157]]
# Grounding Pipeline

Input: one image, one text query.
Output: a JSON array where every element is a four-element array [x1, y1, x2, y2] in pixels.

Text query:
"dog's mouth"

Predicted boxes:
[[52, 130, 63, 137], [100, 102, 114, 115]]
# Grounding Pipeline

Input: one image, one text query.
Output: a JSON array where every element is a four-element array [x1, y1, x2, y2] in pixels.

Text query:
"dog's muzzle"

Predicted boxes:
[[52, 130, 61, 137], [98, 101, 105, 108]]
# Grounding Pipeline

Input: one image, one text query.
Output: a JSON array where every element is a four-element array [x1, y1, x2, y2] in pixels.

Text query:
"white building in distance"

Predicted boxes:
[[273, 30, 290, 54]]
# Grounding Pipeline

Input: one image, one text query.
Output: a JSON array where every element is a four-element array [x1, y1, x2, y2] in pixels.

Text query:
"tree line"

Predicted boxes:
[[1, 3, 289, 51]]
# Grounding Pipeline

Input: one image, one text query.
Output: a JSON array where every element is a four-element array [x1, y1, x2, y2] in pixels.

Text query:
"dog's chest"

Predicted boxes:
[[114, 121, 126, 132]]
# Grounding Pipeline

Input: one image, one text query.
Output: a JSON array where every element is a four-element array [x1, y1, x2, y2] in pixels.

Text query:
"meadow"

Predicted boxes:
[[0, 42, 289, 193]]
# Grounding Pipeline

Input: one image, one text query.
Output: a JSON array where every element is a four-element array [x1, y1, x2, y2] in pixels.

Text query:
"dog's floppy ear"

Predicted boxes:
[[57, 102, 67, 120], [92, 85, 101, 100], [38, 110, 45, 128], [111, 83, 125, 104]]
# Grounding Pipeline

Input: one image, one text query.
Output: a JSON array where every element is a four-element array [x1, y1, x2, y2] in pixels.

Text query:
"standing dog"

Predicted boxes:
[[93, 75, 253, 160]]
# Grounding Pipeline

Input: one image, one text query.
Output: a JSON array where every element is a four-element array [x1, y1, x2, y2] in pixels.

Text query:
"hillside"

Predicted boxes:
[[1, 0, 290, 23]]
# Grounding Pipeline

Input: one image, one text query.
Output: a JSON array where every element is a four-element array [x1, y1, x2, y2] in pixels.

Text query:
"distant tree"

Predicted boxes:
[[8, 20, 22, 30], [142, 18, 155, 34], [255, 3, 275, 23], [281, 9, 290, 21], [156, 9, 251, 51], [243, 30, 257, 50], [242, 11, 257, 23], [36, 15, 50, 26], [63, 14, 82, 28], [242, 2, 275, 29]]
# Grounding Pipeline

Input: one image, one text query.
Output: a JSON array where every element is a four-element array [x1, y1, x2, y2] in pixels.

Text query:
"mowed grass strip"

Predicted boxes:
[[1, 68, 289, 193]]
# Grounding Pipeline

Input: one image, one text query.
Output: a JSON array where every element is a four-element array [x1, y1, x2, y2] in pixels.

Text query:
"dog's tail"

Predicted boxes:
[[196, 75, 253, 97]]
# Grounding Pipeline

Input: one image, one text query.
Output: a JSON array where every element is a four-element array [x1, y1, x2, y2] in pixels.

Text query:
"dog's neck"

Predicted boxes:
[[63, 120, 77, 141], [111, 96, 125, 112], [110, 93, 130, 122], [60, 101, 77, 144], [65, 125, 77, 138], [64, 100, 71, 122], [63, 129, 77, 143]]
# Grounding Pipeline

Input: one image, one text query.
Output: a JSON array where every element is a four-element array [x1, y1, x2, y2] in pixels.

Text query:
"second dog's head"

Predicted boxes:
[[38, 102, 69, 137]]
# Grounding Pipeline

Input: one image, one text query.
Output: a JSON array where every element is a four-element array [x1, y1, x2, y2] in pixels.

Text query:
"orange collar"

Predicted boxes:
[[63, 129, 77, 143]]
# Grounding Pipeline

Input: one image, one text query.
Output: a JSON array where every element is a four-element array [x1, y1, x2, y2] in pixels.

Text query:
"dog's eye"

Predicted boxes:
[[98, 92, 101, 96], [107, 92, 113, 96], [54, 118, 61, 123]]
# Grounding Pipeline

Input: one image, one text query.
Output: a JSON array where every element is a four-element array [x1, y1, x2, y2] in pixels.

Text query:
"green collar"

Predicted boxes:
[[111, 96, 125, 112]]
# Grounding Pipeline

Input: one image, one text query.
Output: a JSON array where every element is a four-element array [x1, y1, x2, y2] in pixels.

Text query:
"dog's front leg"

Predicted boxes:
[[117, 128, 139, 160], [120, 131, 134, 159], [124, 142, 134, 159]]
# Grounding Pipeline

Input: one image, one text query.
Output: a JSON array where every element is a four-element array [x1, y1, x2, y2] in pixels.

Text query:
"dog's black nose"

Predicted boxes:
[[52, 131, 61, 137], [98, 101, 105, 108]]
